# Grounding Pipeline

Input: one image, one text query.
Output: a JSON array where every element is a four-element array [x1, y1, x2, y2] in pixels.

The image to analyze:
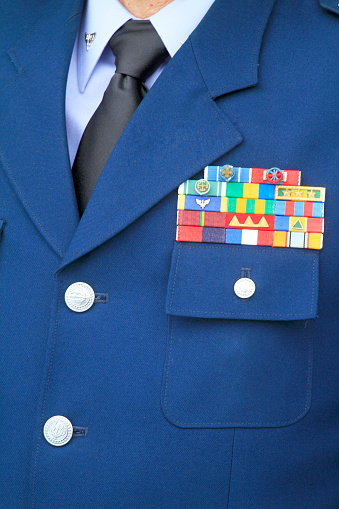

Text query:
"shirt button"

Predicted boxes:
[[234, 277, 256, 299], [43, 416, 73, 446], [65, 282, 95, 312]]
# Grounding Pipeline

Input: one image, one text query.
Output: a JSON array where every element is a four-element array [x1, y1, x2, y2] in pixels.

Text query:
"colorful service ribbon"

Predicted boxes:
[[176, 166, 326, 250], [204, 165, 301, 185]]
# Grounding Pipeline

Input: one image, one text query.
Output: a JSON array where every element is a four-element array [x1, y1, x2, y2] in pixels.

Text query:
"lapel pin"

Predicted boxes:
[[85, 32, 96, 51]]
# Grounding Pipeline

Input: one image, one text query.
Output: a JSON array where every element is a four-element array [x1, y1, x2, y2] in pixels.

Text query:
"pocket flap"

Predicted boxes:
[[166, 242, 319, 321]]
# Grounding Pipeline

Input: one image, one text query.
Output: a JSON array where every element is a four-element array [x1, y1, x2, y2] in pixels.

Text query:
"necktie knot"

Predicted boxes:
[[109, 20, 169, 82]]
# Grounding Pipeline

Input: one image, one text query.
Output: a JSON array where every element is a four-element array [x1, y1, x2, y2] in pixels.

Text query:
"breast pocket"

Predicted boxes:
[[161, 242, 318, 428]]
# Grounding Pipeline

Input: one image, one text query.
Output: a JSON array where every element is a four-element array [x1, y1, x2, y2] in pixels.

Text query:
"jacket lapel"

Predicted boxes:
[[60, 39, 243, 267], [61, 0, 276, 268], [0, 0, 83, 257], [0, 0, 276, 265]]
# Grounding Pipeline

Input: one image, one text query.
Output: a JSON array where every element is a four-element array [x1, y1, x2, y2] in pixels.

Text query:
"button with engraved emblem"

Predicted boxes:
[[234, 277, 256, 299], [65, 282, 95, 312], [43, 415, 73, 447]]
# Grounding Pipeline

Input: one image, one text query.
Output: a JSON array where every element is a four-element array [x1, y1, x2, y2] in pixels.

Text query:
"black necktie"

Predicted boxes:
[[72, 20, 169, 215]]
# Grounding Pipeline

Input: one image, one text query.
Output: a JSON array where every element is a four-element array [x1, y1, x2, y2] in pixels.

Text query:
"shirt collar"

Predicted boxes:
[[77, 0, 215, 93]]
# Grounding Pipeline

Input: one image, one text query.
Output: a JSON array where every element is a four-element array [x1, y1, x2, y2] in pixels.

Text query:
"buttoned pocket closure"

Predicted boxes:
[[161, 242, 317, 428]]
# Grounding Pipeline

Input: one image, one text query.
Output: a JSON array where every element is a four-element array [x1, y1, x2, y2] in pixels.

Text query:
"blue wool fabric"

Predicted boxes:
[[0, 0, 338, 508]]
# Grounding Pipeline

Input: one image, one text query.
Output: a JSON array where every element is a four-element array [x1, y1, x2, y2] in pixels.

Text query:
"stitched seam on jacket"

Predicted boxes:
[[0, 1, 63, 95], [0, 73, 22, 96], [163, 317, 313, 427], [169, 243, 182, 311], [31, 275, 63, 508], [1, 1, 78, 97], [12, 0, 63, 52], [311, 254, 316, 314], [226, 429, 236, 509], [250, 0, 276, 81], [0, 50, 24, 95], [189, 38, 242, 136], [66, 12, 82, 25], [164, 317, 175, 426]]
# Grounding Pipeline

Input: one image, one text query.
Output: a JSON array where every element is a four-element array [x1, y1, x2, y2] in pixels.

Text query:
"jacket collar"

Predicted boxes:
[[61, 0, 276, 268], [0, 0, 276, 267], [191, 0, 276, 97]]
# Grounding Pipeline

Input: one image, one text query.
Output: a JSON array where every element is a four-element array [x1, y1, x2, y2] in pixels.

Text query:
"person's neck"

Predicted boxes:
[[119, 0, 174, 18]]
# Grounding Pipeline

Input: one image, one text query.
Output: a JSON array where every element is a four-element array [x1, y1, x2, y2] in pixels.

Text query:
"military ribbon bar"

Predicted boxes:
[[178, 180, 276, 200], [178, 180, 326, 203], [204, 165, 301, 186], [177, 196, 324, 218], [176, 226, 323, 250], [176, 166, 326, 250], [177, 211, 324, 233]]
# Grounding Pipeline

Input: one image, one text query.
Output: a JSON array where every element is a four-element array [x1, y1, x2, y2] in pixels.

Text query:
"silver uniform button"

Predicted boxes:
[[65, 282, 95, 312], [43, 416, 73, 447], [234, 277, 256, 299]]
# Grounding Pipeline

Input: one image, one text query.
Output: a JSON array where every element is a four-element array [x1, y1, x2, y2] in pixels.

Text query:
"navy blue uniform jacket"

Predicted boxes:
[[0, 0, 338, 507]]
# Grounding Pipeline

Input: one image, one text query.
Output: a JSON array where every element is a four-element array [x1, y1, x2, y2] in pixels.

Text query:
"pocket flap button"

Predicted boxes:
[[234, 277, 256, 299]]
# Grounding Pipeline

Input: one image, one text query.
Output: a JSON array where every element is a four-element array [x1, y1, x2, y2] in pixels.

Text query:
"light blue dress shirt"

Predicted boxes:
[[66, 0, 215, 165]]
